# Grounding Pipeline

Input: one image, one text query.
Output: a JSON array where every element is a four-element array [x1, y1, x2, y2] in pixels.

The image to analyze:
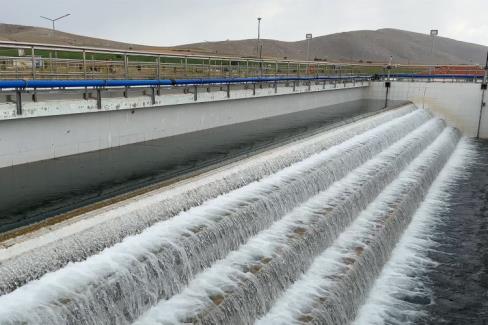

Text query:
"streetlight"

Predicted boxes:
[[257, 17, 263, 75], [40, 13, 71, 40], [430, 29, 438, 73], [306, 33, 312, 61], [257, 17, 262, 59]]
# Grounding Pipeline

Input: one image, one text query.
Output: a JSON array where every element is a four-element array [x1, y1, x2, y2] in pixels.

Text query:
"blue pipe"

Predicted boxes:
[[383, 73, 482, 79], [0, 76, 371, 90]]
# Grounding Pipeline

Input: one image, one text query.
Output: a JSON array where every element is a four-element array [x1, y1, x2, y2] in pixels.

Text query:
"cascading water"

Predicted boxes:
[[0, 108, 429, 324], [0, 104, 474, 325], [135, 117, 445, 324], [0, 105, 415, 295], [352, 138, 477, 325], [258, 127, 459, 324]]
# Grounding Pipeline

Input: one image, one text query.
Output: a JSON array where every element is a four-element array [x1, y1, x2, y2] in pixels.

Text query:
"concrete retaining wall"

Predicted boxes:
[[0, 83, 367, 168], [366, 81, 487, 137], [3, 79, 487, 169]]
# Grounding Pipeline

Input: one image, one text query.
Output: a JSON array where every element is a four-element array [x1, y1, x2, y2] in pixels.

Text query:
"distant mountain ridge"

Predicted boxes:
[[0, 23, 177, 54], [177, 29, 488, 65], [0, 23, 486, 65]]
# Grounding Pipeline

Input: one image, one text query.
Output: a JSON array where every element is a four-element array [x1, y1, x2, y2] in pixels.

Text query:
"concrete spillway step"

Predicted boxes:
[[0, 105, 471, 324], [0, 105, 415, 295], [135, 118, 445, 324], [258, 127, 459, 324], [352, 138, 477, 325]]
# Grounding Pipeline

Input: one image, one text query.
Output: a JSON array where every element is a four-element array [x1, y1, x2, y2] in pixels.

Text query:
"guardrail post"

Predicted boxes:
[[151, 87, 156, 105], [157, 56, 161, 95], [226, 83, 230, 98], [157, 56, 161, 80], [194, 85, 198, 101], [384, 81, 391, 108], [82, 50, 87, 79], [124, 54, 129, 95], [124, 54, 129, 78], [15, 90, 22, 115], [96, 88, 102, 109], [184, 56, 188, 77], [31, 46, 36, 80], [208, 57, 211, 77]]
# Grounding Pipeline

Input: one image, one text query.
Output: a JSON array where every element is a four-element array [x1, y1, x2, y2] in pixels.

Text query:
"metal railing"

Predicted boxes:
[[0, 75, 371, 116], [1, 41, 487, 117], [0, 41, 386, 80], [1, 41, 485, 82]]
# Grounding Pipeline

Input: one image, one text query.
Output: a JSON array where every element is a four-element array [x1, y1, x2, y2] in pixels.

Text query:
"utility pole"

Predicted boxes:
[[257, 17, 262, 58], [40, 14, 71, 41], [40, 13, 70, 64], [429, 29, 438, 74], [257, 17, 263, 76], [306, 33, 312, 61]]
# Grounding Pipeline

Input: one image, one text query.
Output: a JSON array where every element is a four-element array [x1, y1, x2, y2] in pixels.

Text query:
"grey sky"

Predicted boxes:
[[1, 0, 488, 46]]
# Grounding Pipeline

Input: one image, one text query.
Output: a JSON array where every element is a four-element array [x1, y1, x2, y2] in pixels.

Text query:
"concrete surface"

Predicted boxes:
[[0, 82, 367, 168]]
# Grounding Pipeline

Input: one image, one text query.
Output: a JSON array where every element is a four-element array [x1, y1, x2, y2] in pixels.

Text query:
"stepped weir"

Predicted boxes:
[[0, 102, 480, 324]]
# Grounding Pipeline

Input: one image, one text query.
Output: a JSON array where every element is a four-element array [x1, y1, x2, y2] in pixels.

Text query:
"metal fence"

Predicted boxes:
[[0, 41, 397, 80], [1, 41, 485, 82]]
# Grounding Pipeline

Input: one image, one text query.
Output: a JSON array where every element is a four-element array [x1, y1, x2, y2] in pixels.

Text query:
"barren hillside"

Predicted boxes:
[[1, 24, 486, 64]]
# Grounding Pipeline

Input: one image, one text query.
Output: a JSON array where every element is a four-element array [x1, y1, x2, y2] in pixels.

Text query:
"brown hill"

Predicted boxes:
[[0, 24, 487, 65], [177, 29, 488, 65], [0, 23, 184, 55]]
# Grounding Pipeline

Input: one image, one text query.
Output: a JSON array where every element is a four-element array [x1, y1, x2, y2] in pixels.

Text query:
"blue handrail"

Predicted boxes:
[[0, 76, 371, 89]]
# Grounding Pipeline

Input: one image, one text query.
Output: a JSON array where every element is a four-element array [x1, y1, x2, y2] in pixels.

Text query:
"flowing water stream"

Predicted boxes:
[[0, 104, 479, 324]]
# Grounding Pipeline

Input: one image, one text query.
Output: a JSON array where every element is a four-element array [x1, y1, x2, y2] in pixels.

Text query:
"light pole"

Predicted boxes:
[[429, 29, 438, 74], [257, 17, 262, 58], [257, 17, 263, 75], [41, 13, 71, 41], [306, 33, 312, 61]]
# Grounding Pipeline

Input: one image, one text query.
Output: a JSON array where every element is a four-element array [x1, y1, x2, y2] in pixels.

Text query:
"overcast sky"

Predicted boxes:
[[1, 0, 488, 46]]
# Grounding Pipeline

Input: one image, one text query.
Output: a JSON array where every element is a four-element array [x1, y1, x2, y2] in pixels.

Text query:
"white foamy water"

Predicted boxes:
[[258, 127, 460, 325], [0, 105, 415, 296], [0, 109, 428, 324], [352, 138, 477, 325], [135, 118, 445, 324]]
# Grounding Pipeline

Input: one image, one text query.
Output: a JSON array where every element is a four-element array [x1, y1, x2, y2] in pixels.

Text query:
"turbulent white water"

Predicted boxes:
[[0, 105, 415, 296], [258, 127, 459, 324], [0, 108, 428, 324], [135, 118, 445, 324], [352, 138, 477, 325], [0, 105, 472, 325]]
